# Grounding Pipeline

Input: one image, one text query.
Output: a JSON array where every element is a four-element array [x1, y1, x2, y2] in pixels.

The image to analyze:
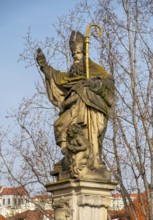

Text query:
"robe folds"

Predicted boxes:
[[41, 59, 115, 166]]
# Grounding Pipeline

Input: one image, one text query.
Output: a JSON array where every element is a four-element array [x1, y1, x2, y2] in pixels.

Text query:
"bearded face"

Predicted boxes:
[[68, 59, 86, 77], [72, 48, 83, 64], [68, 46, 86, 77]]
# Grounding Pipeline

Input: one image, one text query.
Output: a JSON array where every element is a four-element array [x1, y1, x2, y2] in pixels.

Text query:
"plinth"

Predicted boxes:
[[46, 179, 117, 220]]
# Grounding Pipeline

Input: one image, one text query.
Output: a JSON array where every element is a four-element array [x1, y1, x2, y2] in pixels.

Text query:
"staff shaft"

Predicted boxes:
[[85, 24, 103, 142]]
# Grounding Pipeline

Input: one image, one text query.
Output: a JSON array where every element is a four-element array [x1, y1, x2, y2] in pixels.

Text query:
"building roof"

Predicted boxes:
[[6, 209, 54, 220], [32, 194, 51, 200], [111, 193, 138, 199], [0, 214, 6, 220], [109, 192, 147, 220], [109, 209, 126, 219], [0, 186, 28, 196]]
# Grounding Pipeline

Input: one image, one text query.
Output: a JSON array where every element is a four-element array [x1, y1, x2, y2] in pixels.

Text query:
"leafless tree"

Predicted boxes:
[[1, 0, 153, 219], [80, 0, 153, 219]]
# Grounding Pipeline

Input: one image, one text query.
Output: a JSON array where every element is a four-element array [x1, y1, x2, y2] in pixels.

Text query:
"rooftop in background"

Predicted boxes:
[[0, 214, 5, 220], [32, 194, 51, 200], [6, 209, 54, 220], [111, 193, 138, 199], [109, 192, 147, 220], [0, 186, 28, 196]]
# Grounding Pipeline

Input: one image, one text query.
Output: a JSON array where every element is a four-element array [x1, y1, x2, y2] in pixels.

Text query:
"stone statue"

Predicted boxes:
[[53, 197, 72, 220], [36, 30, 115, 180]]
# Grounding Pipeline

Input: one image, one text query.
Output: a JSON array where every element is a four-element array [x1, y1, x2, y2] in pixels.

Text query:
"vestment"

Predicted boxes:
[[40, 59, 115, 167]]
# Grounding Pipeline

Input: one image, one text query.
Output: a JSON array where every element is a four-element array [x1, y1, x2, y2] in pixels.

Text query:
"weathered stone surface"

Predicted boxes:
[[36, 30, 115, 178], [51, 161, 111, 182], [46, 179, 117, 220], [36, 26, 117, 220], [53, 197, 73, 220]]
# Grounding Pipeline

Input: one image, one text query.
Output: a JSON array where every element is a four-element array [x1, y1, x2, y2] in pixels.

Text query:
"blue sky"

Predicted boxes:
[[0, 0, 80, 127]]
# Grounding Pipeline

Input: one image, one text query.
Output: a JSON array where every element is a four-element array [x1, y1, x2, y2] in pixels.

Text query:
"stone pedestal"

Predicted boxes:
[[46, 179, 117, 220]]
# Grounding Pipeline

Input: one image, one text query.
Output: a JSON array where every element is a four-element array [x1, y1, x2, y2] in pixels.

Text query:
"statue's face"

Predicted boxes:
[[72, 47, 83, 64]]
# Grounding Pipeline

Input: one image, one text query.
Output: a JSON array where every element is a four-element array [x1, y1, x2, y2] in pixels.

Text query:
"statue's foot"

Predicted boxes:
[[93, 159, 106, 170]]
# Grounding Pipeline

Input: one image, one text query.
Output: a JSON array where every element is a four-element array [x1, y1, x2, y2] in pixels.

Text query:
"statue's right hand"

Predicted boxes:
[[36, 48, 47, 68]]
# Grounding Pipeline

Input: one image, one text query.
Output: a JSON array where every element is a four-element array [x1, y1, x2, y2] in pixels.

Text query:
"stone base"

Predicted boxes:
[[51, 159, 111, 182], [46, 179, 117, 220]]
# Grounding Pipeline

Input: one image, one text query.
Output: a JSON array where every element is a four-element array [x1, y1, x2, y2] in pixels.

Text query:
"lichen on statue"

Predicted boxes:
[[36, 30, 115, 179]]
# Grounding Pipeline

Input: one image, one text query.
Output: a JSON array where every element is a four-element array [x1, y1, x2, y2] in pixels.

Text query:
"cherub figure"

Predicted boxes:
[[65, 123, 91, 178]]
